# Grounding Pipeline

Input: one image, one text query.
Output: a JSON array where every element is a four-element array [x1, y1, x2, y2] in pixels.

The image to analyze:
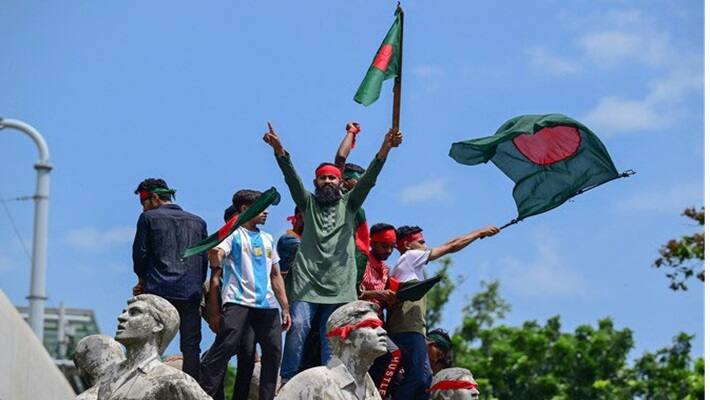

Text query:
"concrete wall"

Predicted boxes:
[[0, 290, 75, 400]]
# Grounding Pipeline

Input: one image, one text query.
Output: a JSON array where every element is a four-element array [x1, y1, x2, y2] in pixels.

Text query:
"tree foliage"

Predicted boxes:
[[654, 207, 705, 290], [425, 256, 459, 327], [438, 278, 703, 399]]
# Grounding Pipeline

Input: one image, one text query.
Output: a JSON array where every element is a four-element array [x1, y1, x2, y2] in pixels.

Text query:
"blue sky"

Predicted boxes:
[[0, 0, 703, 360]]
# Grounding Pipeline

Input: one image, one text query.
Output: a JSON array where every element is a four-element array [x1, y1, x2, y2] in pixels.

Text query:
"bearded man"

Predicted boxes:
[[262, 122, 402, 383]]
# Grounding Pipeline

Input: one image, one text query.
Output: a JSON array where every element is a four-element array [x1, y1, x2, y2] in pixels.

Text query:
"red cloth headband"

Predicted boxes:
[[371, 229, 396, 245], [326, 318, 383, 340], [427, 380, 478, 392], [396, 231, 424, 252], [138, 190, 150, 201], [315, 165, 342, 179]]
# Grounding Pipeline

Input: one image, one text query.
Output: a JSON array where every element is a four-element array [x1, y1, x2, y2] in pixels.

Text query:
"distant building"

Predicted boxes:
[[16, 303, 100, 393]]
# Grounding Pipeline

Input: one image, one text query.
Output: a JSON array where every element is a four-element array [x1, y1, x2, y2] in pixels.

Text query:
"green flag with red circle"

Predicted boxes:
[[449, 114, 625, 221], [354, 8, 402, 106]]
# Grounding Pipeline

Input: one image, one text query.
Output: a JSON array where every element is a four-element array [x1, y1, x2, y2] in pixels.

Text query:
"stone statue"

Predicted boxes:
[[428, 368, 480, 400], [277, 300, 388, 400], [95, 294, 211, 400], [74, 335, 126, 400]]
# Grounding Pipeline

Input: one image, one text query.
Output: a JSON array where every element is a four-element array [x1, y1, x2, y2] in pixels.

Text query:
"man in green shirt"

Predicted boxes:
[[262, 122, 402, 382]]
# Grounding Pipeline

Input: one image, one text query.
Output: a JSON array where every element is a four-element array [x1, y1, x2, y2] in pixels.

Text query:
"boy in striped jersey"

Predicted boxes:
[[200, 190, 291, 400]]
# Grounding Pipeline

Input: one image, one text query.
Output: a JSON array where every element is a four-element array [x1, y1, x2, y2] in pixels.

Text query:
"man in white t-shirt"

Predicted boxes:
[[387, 224, 499, 400], [200, 189, 292, 400]]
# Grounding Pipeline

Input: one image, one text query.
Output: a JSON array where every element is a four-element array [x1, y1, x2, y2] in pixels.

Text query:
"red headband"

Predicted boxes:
[[326, 318, 383, 340], [138, 190, 150, 201], [396, 231, 424, 252], [315, 165, 342, 179], [371, 229, 396, 245], [427, 380, 478, 392]]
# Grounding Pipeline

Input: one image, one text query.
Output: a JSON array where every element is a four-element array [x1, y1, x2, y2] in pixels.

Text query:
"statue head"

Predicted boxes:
[[115, 294, 179, 355], [429, 368, 480, 400], [326, 301, 388, 360], [73, 335, 125, 386]]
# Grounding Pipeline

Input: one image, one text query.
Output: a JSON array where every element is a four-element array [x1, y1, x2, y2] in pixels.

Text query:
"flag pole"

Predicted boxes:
[[391, 3, 404, 132]]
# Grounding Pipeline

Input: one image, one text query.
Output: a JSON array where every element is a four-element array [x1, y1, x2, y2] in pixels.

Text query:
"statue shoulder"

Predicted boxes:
[[277, 367, 333, 399]]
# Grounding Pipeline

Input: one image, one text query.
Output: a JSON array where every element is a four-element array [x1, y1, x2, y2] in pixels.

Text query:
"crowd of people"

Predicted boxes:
[[130, 122, 499, 400]]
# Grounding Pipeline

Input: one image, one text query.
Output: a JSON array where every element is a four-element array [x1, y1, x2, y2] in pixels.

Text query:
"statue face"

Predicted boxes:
[[448, 388, 479, 400], [115, 300, 159, 345], [349, 311, 388, 357]]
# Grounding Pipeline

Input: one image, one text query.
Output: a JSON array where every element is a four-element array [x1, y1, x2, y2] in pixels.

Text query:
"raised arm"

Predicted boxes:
[[347, 129, 403, 209], [263, 123, 310, 211], [428, 226, 500, 262], [334, 122, 361, 168]]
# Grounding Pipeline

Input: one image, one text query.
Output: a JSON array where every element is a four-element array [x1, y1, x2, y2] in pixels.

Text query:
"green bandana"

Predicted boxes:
[[343, 170, 363, 180]]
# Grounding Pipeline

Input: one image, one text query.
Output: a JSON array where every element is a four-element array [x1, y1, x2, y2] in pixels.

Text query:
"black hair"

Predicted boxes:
[[396, 225, 423, 241], [344, 163, 365, 174], [370, 223, 395, 235], [232, 189, 262, 211], [224, 205, 237, 222], [134, 178, 172, 201], [294, 206, 301, 215]]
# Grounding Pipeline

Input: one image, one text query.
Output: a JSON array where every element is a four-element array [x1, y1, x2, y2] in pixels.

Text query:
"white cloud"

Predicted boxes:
[[65, 226, 135, 251], [583, 67, 702, 135], [527, 46, 580, 75], [616, 182, 704, 214], [399, 178, 448, 204], [500, 231, 584, 297]]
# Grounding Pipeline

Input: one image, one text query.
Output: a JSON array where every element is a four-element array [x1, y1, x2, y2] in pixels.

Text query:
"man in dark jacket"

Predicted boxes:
[[132, 178, 208, 380]]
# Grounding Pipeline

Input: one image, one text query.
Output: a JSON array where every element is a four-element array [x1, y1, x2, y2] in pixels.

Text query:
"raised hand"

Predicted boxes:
[[262, 122, 285, 156], [389, 129, 403, 147], [346, 121, 361, 135], [477, 225, 501, 238]]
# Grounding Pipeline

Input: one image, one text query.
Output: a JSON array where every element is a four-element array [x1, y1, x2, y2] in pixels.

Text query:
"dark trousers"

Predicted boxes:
[[167, 298, 202, 380], [210, 327, 256, 400], [390, 332, 432, 400], [201, 304, 282, 400]]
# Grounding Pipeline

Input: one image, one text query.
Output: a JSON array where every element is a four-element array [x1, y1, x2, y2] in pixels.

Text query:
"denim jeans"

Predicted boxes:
[[390, 332, 433, 400], [166, 299, 202, 381], [280, 301, 343, 379]]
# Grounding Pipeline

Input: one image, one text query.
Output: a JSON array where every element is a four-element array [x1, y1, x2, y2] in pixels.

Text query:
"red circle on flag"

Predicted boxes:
[[373, 44, 394, 72], [512, 125, 581, 165]]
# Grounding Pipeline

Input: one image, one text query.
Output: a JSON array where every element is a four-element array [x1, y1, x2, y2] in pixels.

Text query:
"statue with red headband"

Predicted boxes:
[[277, 300, 388, 399], [428, 368, 480, 400], [263, 122, 402, 384]]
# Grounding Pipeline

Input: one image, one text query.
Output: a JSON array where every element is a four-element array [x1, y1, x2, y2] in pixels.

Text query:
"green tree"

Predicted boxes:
[[654, 207, 705, 290], [427, 268, 703, 399], [425, 256, 459, 327], [631, 333, 705, 399], [450, 281, 703, 399]]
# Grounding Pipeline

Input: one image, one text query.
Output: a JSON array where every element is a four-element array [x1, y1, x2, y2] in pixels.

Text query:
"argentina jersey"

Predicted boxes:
[[216, 226, 280, 309]]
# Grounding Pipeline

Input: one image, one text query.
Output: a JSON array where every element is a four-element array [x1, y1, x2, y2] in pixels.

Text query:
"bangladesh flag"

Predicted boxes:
[[182, 187, 281, 258], [354, 8, 402, 106], [449, 114, 622, 221]]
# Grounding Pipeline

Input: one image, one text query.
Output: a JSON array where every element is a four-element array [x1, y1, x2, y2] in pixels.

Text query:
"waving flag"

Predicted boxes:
[[354, 7, 403, 106], [450, 114, 627, 221], [183, 187, 281, 258]]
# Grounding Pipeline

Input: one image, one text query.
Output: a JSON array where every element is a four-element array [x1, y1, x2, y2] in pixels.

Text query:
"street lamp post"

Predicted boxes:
[[0, 118, 52, 341]]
